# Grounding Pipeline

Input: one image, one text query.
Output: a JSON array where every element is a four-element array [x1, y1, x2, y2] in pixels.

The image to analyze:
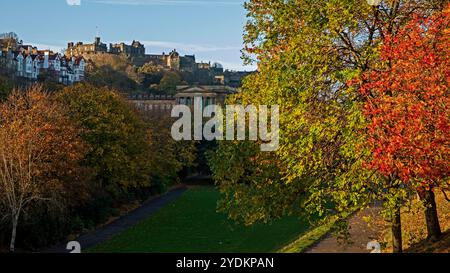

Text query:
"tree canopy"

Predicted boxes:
[[57, 83, 153, 196], [208, 0, 448, 251]]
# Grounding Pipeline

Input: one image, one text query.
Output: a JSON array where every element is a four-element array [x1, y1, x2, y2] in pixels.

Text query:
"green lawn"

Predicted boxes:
[[89, 187, 312, 253]]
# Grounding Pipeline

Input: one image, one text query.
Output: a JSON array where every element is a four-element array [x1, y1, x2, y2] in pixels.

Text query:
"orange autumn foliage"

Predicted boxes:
[[0, 85, 91, 251], [360, 7, 450, 189]]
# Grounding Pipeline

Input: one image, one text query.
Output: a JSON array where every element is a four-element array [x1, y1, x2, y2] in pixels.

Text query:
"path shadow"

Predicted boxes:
[[406, 230, 450, 253], [44, 186, 188, 253]]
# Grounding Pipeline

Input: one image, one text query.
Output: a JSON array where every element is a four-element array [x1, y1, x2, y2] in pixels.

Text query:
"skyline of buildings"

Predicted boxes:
[[0, 32, 252, 87], [0, 0, 253, 71]]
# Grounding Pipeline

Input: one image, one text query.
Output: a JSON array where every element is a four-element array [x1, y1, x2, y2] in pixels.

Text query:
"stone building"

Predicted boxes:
[[167, 49, 180, 70], [139, 49, 197, 72], [63, 36, 253, 85], [129, 94, 176, 117], [65, 37, 196, 72], [129, 85, 236, 118], [109, 40, 145, 57], [180, 55, 196, 73], [66, 37, 108, 57], [175, 85, 237, 107]]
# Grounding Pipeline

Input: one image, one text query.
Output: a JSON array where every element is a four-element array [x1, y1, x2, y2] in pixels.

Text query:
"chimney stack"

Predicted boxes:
[[43, 51, 49, 69]]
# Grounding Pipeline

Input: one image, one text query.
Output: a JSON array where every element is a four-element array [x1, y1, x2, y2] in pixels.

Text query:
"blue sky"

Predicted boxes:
[[0, 0, 255, 71]]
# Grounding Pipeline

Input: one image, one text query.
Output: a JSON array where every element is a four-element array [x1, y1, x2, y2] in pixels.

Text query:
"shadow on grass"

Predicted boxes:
[[406, 230, 450, 253]]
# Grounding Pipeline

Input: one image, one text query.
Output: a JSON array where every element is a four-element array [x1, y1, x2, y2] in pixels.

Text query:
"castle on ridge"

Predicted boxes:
[[66, 37, 211, 73]]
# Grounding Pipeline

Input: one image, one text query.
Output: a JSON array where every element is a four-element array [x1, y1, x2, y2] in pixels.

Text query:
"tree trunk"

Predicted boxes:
[[9, 213, 19, 253], [391, 206, 402, 253], [419, 189, 441, 241]]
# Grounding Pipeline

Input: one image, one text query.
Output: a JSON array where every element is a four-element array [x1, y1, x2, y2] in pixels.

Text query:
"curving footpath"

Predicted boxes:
[[305, 207, 383, 253], [45, 186, 187, 253]]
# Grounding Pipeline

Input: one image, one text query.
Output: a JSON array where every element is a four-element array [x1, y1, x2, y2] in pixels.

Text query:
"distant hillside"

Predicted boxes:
[[84, 53, 250, 95]]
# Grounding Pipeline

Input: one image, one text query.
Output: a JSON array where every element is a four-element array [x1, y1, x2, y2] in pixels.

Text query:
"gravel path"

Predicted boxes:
[[306, 207, 384, 253], [45, 186, 187, 253]]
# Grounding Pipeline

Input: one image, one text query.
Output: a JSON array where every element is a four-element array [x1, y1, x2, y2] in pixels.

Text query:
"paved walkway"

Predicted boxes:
[[45, 186, 187, 253], [306, 207, 384, 253]]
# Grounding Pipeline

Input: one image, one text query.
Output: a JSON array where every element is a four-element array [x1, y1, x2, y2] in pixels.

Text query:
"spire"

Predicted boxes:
[[94, 26, 101, 45]]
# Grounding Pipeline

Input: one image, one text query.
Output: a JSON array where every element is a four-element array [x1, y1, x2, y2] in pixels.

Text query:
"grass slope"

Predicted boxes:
[[89, 187, 311, 253]]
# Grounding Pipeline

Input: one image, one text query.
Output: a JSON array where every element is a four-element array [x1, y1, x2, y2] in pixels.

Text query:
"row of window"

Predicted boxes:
[[177, 97, 217, 106], [136, 103, 174, 111]]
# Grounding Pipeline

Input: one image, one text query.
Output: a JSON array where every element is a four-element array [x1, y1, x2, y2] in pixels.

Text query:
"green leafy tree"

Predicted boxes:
[[144, 115, 197, 192], [158, 71, 182, 95], [209, 0, 446, 252], [57, 83, 152, 196]]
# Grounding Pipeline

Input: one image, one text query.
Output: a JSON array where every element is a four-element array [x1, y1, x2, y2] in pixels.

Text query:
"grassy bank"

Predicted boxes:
[[89, 187, 315, 253]]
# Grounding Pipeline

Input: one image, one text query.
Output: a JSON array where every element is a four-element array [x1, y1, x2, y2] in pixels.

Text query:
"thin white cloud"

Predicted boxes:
[[28, 40, 240, 54], [88, 0, 241, 6], [67, 0, 81, 6], [211, 60, 256, 71], [28, 43, 65, 53], [139, 40, 241, 53]]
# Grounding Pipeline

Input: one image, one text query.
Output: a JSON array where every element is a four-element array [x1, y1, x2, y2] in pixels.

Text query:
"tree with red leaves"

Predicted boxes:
[[360, 6, 449, 244]]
